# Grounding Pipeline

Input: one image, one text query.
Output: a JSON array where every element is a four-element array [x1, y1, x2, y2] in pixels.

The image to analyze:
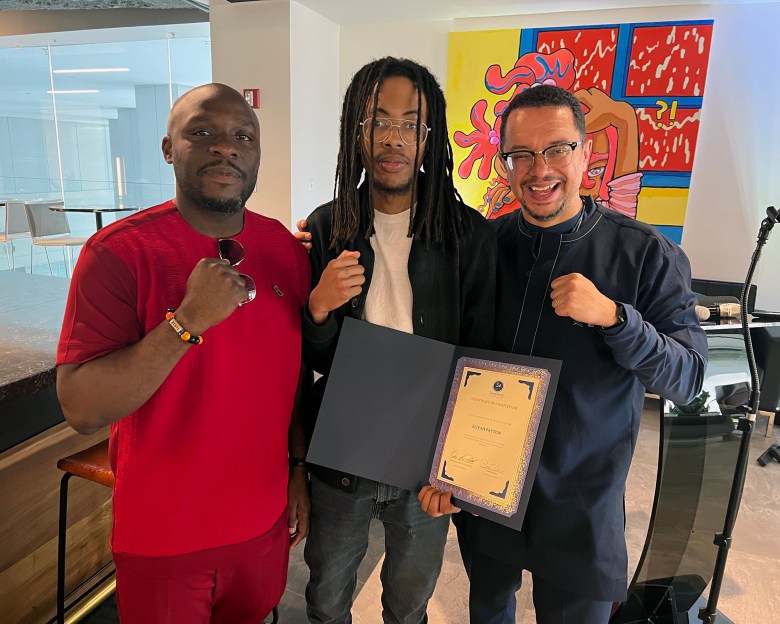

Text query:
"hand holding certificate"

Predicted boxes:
[[305, 318, 560, 530]]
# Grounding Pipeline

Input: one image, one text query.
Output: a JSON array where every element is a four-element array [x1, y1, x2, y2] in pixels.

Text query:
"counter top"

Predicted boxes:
[[0, 271, 70, 405]]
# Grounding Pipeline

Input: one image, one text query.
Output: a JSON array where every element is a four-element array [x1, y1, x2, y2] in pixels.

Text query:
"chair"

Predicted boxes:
[[56, 439, 115, 624], [0, 199, 31, 271], [24, 199, 88, 277], [57, 440, 280, 624]]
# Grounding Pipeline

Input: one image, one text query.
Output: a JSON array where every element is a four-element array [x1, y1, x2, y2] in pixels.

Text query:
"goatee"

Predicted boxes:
[[201, 196, 244, 214], [520, 198, 567, 223], [369, 172, 415, 197]]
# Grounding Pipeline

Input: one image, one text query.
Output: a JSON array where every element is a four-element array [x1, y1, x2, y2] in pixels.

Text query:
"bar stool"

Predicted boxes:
[[56, 439, 114, 624], [56, 440, 280, 624]]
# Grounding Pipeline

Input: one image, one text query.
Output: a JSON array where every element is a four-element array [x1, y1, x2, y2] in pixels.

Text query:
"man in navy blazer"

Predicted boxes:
[[419, 85, 707, 623]]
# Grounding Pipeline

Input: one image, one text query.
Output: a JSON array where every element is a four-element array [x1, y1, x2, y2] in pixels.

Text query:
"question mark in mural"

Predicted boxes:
[[655, 100, 679, 127]]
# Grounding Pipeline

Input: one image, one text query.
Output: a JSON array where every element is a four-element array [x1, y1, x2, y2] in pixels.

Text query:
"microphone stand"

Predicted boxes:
[[699, 205, 779, 624]]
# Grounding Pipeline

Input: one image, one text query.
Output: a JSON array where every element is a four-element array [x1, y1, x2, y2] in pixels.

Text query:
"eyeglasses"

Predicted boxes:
[[218, 238, 256, 304], [360, 117, 430, 146], [501, 141, 584, 173]]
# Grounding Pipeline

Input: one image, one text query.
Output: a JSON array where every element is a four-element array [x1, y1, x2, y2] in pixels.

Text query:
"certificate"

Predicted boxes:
[[430, 358, 551, 518], [306, 318, 560, 530]]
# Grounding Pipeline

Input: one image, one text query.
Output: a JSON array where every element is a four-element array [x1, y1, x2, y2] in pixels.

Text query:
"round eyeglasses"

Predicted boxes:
[[360, 117, 430, 146], [501, 141, 584, 173]]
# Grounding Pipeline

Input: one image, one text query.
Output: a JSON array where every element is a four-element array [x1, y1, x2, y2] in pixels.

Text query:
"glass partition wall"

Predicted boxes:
[[0, 26, 211, 276]]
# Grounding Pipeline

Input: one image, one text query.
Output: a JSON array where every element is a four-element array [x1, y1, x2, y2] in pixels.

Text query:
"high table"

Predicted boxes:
[[47, 205, 139, 230], [0, 271, 111, 623], [614, 316, 780, 624]]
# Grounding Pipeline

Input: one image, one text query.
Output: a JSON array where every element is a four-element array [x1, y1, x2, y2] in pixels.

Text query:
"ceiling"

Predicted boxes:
[[2, 0, 776, 21], [290, 0, 774, 24], [0, 0, 206, 9]]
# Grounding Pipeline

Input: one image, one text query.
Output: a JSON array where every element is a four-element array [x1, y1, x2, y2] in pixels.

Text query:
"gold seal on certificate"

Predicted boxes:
[[429, 357, 552, 517]]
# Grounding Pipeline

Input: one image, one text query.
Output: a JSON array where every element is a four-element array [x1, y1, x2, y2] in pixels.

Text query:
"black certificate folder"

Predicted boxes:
[[306, 317, 561, 531]]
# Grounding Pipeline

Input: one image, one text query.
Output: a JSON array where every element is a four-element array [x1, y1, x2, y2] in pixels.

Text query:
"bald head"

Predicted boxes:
[[167, 83, 258, 136]]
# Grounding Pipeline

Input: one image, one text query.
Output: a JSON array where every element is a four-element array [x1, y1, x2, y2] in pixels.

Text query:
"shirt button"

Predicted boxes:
[[341, 477, 351, 487], [351, 297, 360, 309]]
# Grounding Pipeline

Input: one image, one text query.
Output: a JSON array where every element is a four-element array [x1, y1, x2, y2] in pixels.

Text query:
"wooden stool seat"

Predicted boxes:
[[57, 439, 114, 489], [56, 439, 114, 623]]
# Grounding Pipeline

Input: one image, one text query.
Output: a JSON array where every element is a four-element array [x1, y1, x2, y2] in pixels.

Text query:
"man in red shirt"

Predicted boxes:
[[56, 83, 310, 623]]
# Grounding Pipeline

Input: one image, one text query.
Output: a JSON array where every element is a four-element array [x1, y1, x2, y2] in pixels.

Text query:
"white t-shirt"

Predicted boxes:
[[364, 208, 414, 333]]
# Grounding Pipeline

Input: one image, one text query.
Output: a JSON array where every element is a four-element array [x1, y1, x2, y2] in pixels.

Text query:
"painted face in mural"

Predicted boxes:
[[583, 130, 610, 199], [361, 76, 428, 198], [502, 105, 591, 227]]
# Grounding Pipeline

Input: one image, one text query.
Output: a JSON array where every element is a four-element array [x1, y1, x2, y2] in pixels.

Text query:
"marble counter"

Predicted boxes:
[[0, 271, 70, 404], [0, 271, 71, 453]]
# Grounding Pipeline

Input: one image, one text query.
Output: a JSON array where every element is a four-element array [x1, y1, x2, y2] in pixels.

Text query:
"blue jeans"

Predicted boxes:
[[304, 474, 449, 624]]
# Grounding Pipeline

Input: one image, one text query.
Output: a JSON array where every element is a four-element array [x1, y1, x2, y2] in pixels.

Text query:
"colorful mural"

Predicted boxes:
[[446, 20, 713, 243]]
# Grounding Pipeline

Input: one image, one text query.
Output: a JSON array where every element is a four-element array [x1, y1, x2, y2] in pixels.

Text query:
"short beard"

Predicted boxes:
[[180, 180, 244, 214], [175, 166, 255, 215], [202, 195, 244, 214], [372, 177, 414, 197], [520, 199, 565, 223]]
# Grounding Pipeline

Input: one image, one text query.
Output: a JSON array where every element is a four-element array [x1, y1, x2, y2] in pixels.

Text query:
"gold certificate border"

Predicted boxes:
[[429, 356, 551, 517]]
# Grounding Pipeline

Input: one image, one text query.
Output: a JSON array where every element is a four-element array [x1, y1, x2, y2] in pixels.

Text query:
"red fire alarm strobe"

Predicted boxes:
[[243, 89, 260, 109]]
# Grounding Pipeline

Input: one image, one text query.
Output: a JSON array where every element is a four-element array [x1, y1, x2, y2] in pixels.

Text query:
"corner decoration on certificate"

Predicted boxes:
[[430, 358, 551, 518]]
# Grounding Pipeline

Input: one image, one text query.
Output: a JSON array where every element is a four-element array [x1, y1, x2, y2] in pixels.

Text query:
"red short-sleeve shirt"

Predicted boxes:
[[57, 201, 309, 556]]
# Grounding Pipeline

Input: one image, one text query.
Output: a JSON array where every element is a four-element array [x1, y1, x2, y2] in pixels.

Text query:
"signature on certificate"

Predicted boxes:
[[450, 449, 478, 463], [450, 450, 502, 472], [479, 459, 502, 472]]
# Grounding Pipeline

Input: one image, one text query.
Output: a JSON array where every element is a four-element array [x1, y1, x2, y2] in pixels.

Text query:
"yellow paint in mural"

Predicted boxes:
[[447, 30, 521, 211], [635, 187, 688, 226]]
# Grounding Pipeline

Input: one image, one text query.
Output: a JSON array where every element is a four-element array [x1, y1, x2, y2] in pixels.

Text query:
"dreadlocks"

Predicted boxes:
[[330, 57, 473, 251]]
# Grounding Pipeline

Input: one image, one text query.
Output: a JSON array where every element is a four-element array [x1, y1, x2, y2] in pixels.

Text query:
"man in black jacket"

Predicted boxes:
[[299, 57, 496, 624]]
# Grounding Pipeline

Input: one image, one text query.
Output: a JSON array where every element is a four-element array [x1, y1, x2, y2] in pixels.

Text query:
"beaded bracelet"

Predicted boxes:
[[165, 309, 203, 345]]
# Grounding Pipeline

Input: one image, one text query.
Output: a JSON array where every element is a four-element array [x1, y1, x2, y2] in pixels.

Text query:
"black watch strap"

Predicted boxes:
[[601, 302, 627, 330]]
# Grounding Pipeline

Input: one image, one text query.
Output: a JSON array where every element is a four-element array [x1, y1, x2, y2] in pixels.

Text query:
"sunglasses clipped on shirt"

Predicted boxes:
[[217, 238, 256, 304]]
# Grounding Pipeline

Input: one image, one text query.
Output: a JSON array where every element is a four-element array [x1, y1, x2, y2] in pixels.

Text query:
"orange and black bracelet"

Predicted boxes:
[[165, 308, 203, 345]]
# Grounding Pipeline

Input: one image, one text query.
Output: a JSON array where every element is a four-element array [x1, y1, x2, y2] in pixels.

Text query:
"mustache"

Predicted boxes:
[[197, 160, 246, 179], [523, 176, 562, 183]]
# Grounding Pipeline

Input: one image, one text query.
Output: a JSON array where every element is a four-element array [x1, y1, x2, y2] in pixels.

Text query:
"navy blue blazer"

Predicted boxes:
[[455, 197, 707, 601]]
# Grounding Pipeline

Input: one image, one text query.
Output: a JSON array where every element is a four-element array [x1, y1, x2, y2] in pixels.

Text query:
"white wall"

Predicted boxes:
[[338, 3, 780, 310], [339, 20, 452, 95], [210, 0, 292, 226], [683, 3, 780, 311], [290, 1, 340, 226]]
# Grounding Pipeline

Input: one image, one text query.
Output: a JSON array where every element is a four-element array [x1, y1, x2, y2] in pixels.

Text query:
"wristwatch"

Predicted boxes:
[[601, 301, 627, 330]]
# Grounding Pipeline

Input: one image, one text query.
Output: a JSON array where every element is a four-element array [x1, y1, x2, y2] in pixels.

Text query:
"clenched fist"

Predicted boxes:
[[308, 250, 366, 324]]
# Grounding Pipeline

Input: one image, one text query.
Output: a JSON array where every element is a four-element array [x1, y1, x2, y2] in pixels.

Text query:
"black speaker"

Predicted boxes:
[[752, 327, 780, 412]]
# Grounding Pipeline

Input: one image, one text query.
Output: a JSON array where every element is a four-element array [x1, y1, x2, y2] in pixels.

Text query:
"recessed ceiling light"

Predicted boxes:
[[52, 68, 129, 74], [47, 90, 100, 94]]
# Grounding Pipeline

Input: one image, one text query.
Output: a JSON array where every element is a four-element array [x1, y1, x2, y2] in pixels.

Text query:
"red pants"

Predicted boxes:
[[113, 511, 288, 624]]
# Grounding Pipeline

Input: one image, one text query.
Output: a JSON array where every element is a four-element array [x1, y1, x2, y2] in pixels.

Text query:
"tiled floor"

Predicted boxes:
[[84, 399, 780, 624]]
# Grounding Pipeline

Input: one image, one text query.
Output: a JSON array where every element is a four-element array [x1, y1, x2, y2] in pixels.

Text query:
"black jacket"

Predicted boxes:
[[302, 196, 496, 491]]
